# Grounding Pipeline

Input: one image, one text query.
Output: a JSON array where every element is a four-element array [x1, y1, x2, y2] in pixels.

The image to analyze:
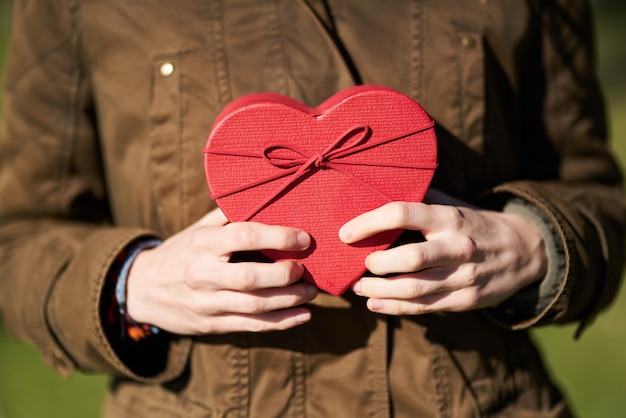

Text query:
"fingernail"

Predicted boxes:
[[297, 231, 310, 248], [368, 299, 383, 311], [295, 311, 311, 323], [306, 284, 319, 299], [284, 261, 304, 279], [352, 280, 363, 295], [339, 225, 351, 241]]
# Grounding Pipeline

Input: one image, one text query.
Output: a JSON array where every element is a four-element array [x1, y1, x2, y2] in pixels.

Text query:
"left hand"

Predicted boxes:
[[338, 190, 548, 315]]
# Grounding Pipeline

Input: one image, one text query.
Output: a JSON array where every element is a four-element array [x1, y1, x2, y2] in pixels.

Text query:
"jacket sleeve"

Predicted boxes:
[[481, 0, 625, 335], [0, 0, 191, 381]]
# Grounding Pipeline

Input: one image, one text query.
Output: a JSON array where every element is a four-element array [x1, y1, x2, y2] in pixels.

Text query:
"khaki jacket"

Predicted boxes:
[[1, 0, 624, 417]]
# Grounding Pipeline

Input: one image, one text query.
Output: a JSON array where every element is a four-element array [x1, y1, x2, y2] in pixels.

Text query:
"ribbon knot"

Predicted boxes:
[[313, 154, 325, 167]]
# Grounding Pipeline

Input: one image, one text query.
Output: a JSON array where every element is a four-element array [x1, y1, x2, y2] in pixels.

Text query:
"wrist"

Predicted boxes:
[[500, 211, 548, 286], [124, 244, 159, 327], [114, 238, 162, 341]]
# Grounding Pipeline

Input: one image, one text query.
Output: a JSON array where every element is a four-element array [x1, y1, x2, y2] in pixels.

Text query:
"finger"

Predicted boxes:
[[364, 288, 479, 316], [211, 222, 311, 254], [193, 260, 306, 292], [197, 307, 313, 334], [352, 269, 455, 299], [364, 238, 473, 275], [340, 201, 446, 244], [202, 282, 319, 316]]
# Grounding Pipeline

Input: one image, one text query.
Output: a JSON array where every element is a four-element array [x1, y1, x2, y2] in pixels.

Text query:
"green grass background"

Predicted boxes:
[[1, 2, 625, 417]]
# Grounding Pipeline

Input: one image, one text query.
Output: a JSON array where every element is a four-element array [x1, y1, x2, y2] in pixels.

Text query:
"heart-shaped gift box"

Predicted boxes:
[[204, 85, 437, 295]]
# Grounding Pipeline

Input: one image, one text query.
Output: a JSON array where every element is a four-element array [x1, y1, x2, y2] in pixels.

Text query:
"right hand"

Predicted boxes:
[[125, 208, 317, 335]]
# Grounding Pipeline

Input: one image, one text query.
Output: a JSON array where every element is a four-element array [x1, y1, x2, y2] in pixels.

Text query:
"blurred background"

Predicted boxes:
[[0, 1, 625, 417]]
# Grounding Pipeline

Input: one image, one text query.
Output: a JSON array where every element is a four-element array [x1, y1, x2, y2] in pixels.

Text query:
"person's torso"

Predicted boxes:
[[83, 1, 564, 416]]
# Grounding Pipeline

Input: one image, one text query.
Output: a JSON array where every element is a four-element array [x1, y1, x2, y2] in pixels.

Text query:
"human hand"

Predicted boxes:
[[339, 190, 547, 315], [126, 208, 317, 335]]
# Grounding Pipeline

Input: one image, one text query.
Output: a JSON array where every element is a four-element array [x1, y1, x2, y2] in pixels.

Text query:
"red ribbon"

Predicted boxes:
[[204, 122, 437, 220]]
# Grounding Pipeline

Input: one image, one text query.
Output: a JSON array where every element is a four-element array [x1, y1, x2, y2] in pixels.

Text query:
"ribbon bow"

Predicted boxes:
[[205, 122, 437, 221], [263, 125, 372, 170]]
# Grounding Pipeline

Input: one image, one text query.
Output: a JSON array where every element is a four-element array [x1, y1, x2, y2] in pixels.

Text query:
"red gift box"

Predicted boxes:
[[204, 85, 437, 295]]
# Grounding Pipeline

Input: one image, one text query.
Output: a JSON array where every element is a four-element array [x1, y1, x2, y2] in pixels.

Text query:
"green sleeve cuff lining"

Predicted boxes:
[[484, 198, 567, 328]]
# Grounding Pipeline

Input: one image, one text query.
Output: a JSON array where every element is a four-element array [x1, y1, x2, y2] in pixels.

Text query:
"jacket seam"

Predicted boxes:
[[57, 0, 81, 213], [454, 32, 465, 144], [571, 204, 608, 337], [370, 317, 389, 418], [40, 245, 76, 376], [268, 0, 289, 96], [410, 0, 423, 100], [293, 327, 306, 418], [432, 342, 452, 418], [236, 334, 250, 418], [207, 0, 231, 107], [177, 53, 186, 228], [4, 39, 72, 95]]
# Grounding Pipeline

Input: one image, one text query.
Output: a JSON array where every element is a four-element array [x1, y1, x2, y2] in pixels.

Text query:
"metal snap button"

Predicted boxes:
[[460, 36, 476, 49], [160, 62, 175, 77]]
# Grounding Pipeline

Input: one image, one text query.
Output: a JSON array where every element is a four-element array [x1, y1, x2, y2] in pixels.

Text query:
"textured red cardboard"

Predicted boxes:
[[204, 85, 437, 295]]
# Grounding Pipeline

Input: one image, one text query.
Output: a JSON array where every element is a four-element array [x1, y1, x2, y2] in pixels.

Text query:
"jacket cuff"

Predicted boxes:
[[0, 229, 76, 376], [481, 197, 567, 329], [46, 228, 192, 382]]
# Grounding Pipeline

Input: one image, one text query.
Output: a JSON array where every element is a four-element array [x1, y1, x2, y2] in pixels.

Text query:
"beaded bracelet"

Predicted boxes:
[[114, 238, 162, 341]]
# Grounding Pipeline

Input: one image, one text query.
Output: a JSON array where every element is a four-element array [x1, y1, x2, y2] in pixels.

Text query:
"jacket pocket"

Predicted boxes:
[[149, 51, 220, 235], [103, 381, 213, 418]]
